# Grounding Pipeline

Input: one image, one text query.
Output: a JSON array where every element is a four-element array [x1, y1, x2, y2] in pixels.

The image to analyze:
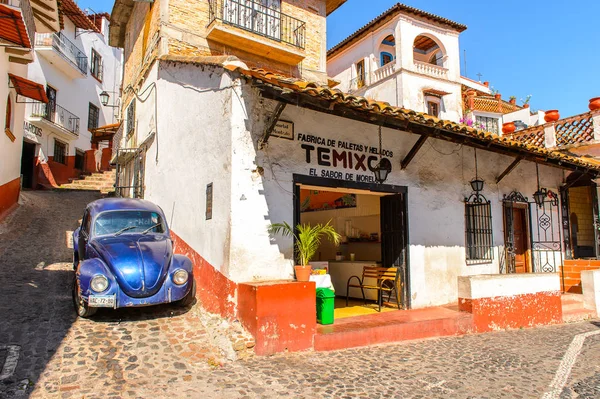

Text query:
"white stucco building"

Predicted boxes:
[[327, 4, 466, 123], [22, 0, 122, 189], [0, 0, 60, 218], [109, 0, 600, 353]]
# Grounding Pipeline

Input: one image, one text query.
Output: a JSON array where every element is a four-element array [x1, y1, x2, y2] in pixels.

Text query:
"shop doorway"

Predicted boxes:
[[293, 174, 409, 317], [20, 140, 36, 189], [561, 172, 600, 259], [503, 192, 531, 274]]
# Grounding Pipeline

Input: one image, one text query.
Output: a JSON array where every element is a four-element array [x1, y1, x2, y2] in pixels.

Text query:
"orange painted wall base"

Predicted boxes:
[[170, 230, 237, 318], [0, 177, 20, 220], [238, 281, 316, 356], [459, 292, 562, 332], [561, 259, 600, 293]]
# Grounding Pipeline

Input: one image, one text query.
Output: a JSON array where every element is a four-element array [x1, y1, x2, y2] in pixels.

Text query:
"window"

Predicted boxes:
[[206, 183, 213, 220], [90, 49, 103, 81], [53, 139, 67, 164], [88, 103, 99, 131], [427, 101, 439, 118], [356, 59, 365, 88], [475, 115, 499, 134], [82, 210, 91, 236], [381, 52, 393, 66], [75, 149, 85, 170], [5, 95, 12, 130], [465, 202, 494, 263], [126, 99, 136, 137], [93, 210, 165, 236]]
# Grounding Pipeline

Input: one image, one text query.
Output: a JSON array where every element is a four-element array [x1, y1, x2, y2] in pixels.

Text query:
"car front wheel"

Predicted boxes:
[[72, 274, 97, 318], [177, 280, 196, 307]]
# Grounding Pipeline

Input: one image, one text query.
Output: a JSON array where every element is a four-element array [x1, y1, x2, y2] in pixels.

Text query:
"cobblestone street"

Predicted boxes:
[[0, 191, 599, 399]]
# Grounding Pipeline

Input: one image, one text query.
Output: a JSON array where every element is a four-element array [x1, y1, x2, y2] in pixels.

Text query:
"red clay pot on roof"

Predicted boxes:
[[544, 110, 560, 123], [502, 122, 516, 135], [589, 97, 600, 111]]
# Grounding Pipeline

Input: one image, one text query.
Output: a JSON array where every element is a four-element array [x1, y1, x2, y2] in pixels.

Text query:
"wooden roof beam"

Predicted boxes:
[[496, 157, 522, 184], [401, 133, 430, 170]]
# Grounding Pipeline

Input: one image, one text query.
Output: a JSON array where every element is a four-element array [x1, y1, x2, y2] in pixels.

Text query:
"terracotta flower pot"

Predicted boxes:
[[589, 97, 600, 111], [544, 110, 560, 123], [523, 104, 530, 109], [502, 122, 516, 134], [294, 265, 312, 282], [494, 93, 501, 100]]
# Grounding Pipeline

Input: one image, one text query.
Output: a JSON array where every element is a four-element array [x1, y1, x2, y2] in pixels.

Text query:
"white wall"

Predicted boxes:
[[327, 13, 463, 122], [26, 16, 123, 159], [138, 65, 567, 309], [139, 62, 234, 279], [232, 81, 564, 308], [0, 49, 27, 187]]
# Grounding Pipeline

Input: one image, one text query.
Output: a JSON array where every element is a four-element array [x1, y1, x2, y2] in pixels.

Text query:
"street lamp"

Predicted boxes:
[[99, 91, 119, 108]]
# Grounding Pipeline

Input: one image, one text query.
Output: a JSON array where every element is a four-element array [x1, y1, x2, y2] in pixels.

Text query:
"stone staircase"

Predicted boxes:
[[561, 293, 596, 323], [58, 169, 116, 196]]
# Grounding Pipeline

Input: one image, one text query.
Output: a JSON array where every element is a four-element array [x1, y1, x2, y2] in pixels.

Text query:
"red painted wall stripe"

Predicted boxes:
[[0, 177, 20, 220]]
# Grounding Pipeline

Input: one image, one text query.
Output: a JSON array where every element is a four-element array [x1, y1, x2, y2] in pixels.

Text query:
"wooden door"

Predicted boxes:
[[513, 207, 529, 273]]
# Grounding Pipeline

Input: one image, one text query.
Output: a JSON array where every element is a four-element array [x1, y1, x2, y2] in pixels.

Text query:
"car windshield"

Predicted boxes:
[[94, 210, 166, 236]]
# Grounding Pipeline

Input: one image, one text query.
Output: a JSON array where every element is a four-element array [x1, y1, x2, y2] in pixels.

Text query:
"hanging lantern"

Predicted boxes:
[[533, 188, 547, 208], [533, 164, 547, 208], [471, 148, 484, 192], [372, 125, 391, 184], [470, 178, 484, 193], [374, 158, 392, 183]]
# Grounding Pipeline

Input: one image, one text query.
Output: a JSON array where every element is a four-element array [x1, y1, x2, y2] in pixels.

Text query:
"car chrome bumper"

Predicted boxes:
[[85, 279, 193, 308]]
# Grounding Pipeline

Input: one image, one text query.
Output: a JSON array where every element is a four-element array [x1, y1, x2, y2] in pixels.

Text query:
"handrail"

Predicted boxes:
[[31, 101, 80, 135], [35, 32, 88, 75], [208, 0, 306, 49]]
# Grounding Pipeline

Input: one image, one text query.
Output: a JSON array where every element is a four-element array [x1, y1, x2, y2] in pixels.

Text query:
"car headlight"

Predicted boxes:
[[173, 269, 188, 285], [90, 275, 109, 293]]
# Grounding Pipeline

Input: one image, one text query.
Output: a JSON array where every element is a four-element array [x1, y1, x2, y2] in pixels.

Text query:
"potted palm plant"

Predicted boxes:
[[268, 221, 341, 282]]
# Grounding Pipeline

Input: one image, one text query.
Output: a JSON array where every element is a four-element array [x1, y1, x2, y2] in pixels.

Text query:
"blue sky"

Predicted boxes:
[[77, 0, 599, 117]]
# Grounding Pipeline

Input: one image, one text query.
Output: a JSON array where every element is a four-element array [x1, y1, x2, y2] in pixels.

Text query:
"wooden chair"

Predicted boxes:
[[346, 266, 401, 312]]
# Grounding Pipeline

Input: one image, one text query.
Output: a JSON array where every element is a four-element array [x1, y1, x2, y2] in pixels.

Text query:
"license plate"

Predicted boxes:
[[88, 295, 115, 308]]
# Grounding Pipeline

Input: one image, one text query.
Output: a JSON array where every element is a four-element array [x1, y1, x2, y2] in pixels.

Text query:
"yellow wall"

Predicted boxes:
[[569, 186, 595, 247]]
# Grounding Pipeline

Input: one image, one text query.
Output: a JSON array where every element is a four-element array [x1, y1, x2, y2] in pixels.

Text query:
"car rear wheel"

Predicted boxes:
[[72, 274, 97, 318], [177, 280, 196, 307]]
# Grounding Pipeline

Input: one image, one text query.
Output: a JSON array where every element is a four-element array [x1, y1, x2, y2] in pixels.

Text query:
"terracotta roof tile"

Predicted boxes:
[[158, 54, 600, 172], [328, 3, 466, 58], [59, 0, 99, 33]]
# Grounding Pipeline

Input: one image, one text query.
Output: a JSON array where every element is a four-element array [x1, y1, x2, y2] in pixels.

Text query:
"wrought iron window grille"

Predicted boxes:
[[464, 191, 493, 264]]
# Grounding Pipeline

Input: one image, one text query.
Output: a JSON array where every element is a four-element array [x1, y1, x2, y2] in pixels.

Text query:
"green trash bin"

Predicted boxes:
[[316, 288, 335, 325]]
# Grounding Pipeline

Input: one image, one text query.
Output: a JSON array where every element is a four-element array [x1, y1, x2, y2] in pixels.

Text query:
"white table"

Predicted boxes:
[[309, 274, 334, 292]]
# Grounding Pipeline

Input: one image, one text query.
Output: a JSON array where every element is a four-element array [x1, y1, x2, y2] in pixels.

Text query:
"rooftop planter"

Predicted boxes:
[[544, 110, 560, 123]]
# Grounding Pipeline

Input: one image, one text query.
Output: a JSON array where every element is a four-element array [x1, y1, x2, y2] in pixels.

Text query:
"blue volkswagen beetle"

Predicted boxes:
[[72, 198, 195, 317]]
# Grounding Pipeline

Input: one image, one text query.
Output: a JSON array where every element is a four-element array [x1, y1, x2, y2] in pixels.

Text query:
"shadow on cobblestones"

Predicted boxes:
[[90, 301, 196, 323], [0, 191, 101, 398]]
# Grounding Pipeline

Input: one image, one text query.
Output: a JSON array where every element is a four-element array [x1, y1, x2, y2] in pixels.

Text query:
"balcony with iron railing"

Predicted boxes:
[[207, 0, 306, 65], [34, 32, 88, 78], [0, 0, 35, 50], [30, 101, 80, 136]]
